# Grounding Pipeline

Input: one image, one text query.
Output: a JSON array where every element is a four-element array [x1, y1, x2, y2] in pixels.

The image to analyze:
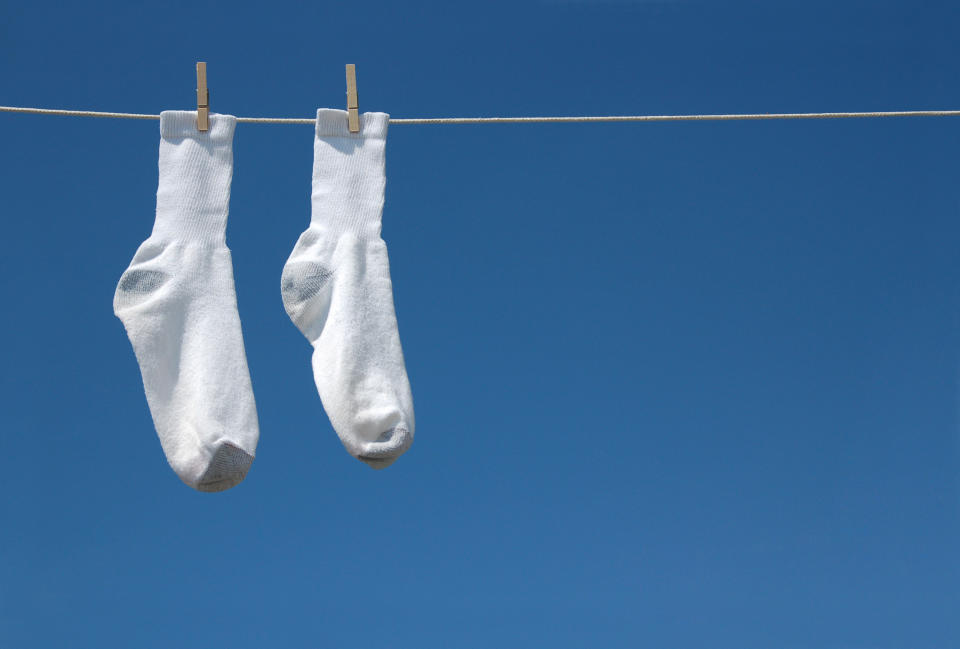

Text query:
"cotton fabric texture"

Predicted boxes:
[[114, 111, 259, 492], [282, 109, 415, 469]]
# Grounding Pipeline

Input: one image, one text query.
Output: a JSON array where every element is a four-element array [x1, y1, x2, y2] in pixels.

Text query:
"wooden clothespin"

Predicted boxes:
[[196, 62, 210, 132], [345, 64, 360, 133]]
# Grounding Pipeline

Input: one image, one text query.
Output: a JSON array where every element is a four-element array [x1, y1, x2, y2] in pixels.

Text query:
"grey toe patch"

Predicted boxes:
[[359, 455, 399, 470], [357, 426, 413, 469], [361, 426, 408, 454], [197, 442, 254, 492], [115, 269, 168, 307], [281, 262, 333, 306]]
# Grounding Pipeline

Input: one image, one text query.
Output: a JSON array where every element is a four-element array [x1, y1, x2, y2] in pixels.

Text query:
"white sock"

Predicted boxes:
[[114, 111, 259, 491], [282, 109, 414, 469]]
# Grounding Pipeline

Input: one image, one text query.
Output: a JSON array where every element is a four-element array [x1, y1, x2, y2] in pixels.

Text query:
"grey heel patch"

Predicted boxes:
[[115, 269, 168, 308], [281, 262, 333, 308]]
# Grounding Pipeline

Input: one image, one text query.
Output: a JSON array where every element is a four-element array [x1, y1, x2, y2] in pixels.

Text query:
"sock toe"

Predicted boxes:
[[356, 425, 413, 470], [195, 442, 254, 492]]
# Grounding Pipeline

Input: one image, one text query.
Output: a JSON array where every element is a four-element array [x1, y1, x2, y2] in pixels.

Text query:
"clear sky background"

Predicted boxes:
[[1, 1, 959, 647]]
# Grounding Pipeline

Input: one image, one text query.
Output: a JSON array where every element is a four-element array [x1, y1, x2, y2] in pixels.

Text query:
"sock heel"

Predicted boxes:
[[280, 260, 334, 339]]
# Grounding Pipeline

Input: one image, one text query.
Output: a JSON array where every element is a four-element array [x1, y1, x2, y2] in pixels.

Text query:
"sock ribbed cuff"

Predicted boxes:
[[315, 108, 388, 139], [152, 111, 236, 244], [160, 110, 236, 141], [310, 109, 389, 238]]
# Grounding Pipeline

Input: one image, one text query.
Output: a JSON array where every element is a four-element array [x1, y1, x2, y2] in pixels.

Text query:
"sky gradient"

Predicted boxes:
[[1, 1, 959, 647]]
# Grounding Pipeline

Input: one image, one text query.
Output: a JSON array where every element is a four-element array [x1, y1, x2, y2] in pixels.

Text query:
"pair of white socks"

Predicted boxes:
[[114, 109, 414, 491]]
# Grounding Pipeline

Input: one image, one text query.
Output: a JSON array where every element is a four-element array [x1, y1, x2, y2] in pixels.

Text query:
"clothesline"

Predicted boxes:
[[2, 105, 960, 125]]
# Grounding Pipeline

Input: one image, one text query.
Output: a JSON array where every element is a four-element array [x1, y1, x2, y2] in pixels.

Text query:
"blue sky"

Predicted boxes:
[[1, 1, 959, 647]]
